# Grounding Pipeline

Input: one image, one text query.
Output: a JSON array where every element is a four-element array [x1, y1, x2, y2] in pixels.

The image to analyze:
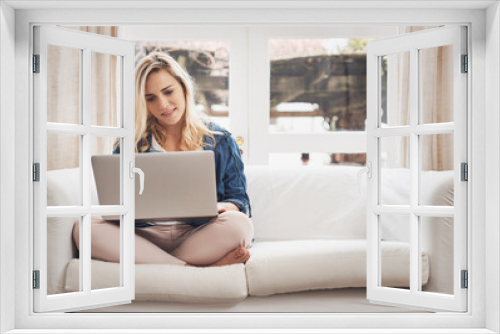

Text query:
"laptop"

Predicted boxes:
[[91, 151, 218, 222]]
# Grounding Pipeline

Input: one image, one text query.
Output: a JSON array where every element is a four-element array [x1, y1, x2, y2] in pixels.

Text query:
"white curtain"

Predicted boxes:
[[47, 26, 119, 170], [387, 26, 454, 171]]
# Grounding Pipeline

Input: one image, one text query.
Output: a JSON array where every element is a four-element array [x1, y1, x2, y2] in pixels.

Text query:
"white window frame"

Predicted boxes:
[[366, 26, 468, 312], [1, 2, 498, 333], [32, 25, 137, 312]]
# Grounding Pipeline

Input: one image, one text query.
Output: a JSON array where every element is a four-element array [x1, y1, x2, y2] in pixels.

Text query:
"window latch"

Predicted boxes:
[[129, 162, 145, 195], [357, 161, 372, 194]]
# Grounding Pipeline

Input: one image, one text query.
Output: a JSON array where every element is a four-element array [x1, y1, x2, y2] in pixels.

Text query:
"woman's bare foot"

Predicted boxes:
[[185, 246, 250, 267]]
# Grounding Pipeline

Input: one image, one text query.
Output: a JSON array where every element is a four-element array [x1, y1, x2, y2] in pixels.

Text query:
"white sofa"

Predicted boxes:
[[47, 165, 454, 304]]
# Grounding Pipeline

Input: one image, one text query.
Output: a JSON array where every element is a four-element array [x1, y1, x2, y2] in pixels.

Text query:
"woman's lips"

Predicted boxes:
[[161, 108, 176, 117]]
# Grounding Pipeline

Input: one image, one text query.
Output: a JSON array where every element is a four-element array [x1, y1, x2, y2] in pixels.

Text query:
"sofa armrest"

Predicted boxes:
[[47, 217, 79, 295], [378, 168, 454, 293], [46, 167, 93, 295], [421, 175, 454, 294]]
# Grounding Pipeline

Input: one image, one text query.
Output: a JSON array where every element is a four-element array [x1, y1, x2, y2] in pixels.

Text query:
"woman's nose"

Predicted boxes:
[[159, 95, 172, 108]]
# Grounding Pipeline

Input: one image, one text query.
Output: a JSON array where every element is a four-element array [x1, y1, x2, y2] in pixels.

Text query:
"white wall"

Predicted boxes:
[[0, 2, 16, 334], [485, 2, 500, 333]]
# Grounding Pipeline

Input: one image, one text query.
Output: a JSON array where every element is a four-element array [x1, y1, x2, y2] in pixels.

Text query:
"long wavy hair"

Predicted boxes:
[[134, 52, 217, 152]]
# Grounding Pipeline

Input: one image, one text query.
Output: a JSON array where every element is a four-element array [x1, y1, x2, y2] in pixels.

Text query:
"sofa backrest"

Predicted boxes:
[[47, 167, 99, 206], [245, 165, 367, 241], [245, 165, 454, 242]]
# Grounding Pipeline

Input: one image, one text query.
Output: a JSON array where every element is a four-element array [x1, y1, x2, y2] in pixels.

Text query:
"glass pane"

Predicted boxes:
[[91, 136, 121, 206], [420, 133, 454, 206], [47, 133, 81, 206], [379, 214, 410, 290], [269, 152, 366, 167], [47, 216, 81, 295], [133, 40, 231, 129], [46, 44, 81, 124], [380, 51, 410, 127], [269, 38, 370, 133], [420, 45, 454, 124], [420, 216, 454, 294], [380, 136, 410, 205], [91, 52, 121, 127], [91, 215, 121, 290]]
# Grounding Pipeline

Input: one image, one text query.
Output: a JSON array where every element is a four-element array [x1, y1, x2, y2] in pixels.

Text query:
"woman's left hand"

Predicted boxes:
[[217, 202, 240, 214]]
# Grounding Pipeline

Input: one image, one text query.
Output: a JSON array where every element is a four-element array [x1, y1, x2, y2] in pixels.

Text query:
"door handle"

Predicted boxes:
[[129, 162, 145, 195], [357, 161, 372, 194]]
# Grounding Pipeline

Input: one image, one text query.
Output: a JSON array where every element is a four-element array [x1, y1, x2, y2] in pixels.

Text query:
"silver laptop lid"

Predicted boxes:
[[92, 151, 218, 221]]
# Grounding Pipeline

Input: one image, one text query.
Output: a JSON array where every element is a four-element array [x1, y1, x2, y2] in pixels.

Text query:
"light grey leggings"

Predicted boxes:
[[72, 211, 254, 266]]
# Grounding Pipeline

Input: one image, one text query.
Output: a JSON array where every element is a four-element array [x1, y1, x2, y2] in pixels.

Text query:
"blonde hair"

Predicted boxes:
[[134, 52, 217, 152]]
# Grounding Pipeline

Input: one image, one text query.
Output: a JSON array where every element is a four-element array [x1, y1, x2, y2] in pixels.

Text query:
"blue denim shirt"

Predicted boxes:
[[113, 122, 251, 227]]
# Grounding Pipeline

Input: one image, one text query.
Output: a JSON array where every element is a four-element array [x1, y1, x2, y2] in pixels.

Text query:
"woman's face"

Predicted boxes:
[[145, 69, 186, 130]]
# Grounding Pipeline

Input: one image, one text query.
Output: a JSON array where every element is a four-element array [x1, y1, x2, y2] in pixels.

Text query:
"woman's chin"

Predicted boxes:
[[159, 116, 184, 129], [153, 110, 186, 129]]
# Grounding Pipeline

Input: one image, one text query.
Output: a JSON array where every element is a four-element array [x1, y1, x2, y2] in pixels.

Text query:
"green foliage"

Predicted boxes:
[[339, 38, 371, 53]]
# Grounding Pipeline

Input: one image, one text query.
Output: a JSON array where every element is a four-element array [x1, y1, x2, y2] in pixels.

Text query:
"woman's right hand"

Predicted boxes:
[[217, 202, 239, 214]]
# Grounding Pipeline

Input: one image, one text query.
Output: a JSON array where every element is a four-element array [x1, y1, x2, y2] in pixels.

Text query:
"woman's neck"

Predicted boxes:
[[159, 118, 184, 151], [161, 133, 182, 152], [162, 142, 181, 152]]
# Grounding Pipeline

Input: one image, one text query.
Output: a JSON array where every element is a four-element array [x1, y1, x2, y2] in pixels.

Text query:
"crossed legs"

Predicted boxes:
[[72, 211, 254, 267], [171, 211, 253, 266]]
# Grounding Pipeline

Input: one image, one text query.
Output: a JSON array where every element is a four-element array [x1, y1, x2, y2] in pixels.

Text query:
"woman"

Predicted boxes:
[[73, 52, 254, 267]]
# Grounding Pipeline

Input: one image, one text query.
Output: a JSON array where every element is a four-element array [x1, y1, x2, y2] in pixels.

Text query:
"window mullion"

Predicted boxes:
[[46, 123, 130, 138], [46, 123, 88, 135], [46, 206, 129, 217], [248, 27, 270, 164], [413, 123, 454, 134], [409, 47, 420, 294], [46, 207, 90, 217], [267, 132, 367, 153], [81, 47, 92, 294]]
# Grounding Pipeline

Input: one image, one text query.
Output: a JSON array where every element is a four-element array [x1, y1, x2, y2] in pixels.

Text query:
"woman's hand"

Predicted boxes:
[[217, 202, 240, 214]]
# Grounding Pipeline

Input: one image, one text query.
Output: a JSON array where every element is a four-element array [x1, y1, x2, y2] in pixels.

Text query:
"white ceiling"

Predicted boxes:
[[3, 0, 497, 10]]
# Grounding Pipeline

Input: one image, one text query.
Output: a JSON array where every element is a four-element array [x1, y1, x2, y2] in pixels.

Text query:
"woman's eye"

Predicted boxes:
[[165, 90, 173, 95], [146, 97, 155, 102]]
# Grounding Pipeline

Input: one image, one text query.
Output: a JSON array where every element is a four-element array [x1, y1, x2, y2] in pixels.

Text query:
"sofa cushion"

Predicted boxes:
[[245, 239, 429, 297], [245, 166, 367, 241], [65, 259, 248, 303]]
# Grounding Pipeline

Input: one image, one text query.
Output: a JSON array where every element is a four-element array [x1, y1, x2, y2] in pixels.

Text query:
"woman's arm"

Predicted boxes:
[[219, 136, 252, 216]]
